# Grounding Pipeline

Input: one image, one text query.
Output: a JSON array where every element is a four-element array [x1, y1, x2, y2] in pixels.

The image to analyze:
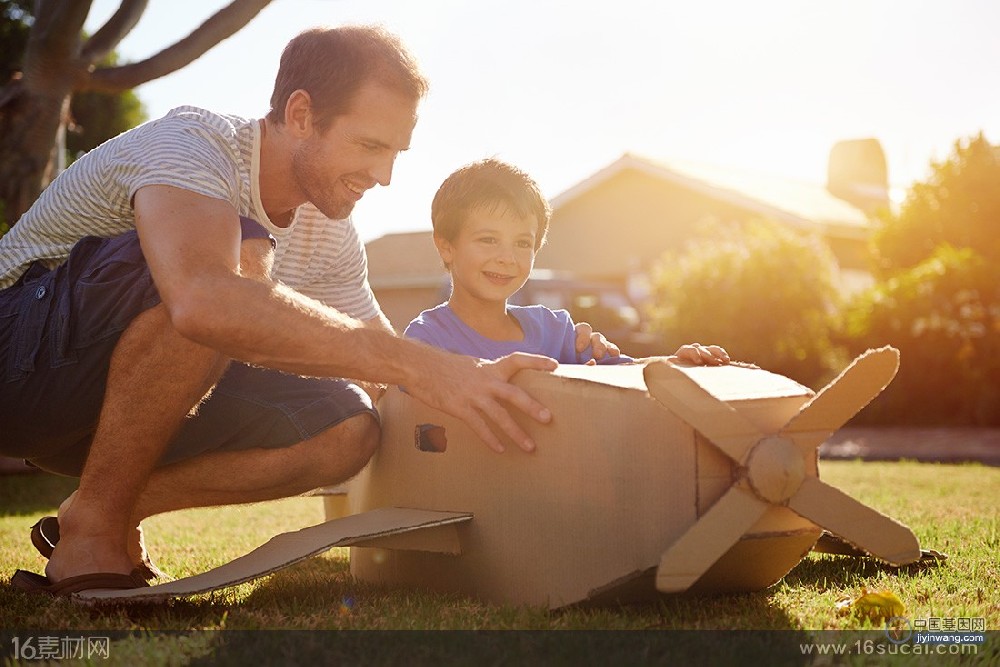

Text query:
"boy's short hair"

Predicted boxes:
[[431, 159, 551, 250], [267, 25, 428, 131]]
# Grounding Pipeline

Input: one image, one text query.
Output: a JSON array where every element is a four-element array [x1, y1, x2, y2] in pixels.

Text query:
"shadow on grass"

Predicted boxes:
[[783, 552, 946, 590], [245, 557, 801, 631], [193, 560, 810, 663], [0, 471, 77, 517]]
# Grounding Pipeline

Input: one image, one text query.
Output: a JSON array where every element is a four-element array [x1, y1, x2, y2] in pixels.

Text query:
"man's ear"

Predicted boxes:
[[284, 89, 314, 137], [433, 233, 454, 269]]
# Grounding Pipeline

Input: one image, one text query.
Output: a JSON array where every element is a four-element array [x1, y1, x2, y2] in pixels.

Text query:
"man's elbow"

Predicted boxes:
[[160, 282, 227, 345]]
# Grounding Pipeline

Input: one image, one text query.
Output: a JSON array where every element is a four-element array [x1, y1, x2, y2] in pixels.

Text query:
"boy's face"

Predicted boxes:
[[435, 205, 539, 306]]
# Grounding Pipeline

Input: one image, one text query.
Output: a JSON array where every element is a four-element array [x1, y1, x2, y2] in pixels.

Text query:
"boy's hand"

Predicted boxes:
[[671, 343, 730, 366], [408, 350, 558, 454], [573, 322, 621, 361]]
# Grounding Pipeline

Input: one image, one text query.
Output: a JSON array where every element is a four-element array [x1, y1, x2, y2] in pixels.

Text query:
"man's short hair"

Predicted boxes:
[[267, 25, 429, 130], [431, 158, 551, 251]]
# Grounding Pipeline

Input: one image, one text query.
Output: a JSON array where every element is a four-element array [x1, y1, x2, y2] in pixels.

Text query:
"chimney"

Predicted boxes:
[[826, 138, 890, 215]]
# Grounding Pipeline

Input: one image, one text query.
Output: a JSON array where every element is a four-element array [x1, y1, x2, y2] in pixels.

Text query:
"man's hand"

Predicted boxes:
[[573, 321, 621, 365], [406, 350, 558, 454], [670, 343, 730, 366]]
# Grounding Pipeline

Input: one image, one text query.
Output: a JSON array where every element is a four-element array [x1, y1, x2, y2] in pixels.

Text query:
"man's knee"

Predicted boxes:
[[304, 413, 381, 483], [334, 413, 381, 473]]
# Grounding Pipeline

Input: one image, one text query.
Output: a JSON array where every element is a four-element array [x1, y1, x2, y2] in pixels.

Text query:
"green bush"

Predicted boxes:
[[646, 218, 845, 388], [872, 134, 1000, 275], [839, 245, 1000, 425], [838, 133, 1000, 425]]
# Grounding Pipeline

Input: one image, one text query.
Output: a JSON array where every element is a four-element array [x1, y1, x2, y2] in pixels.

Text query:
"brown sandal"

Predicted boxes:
[[29, 516, 168, 583], [10, 568, 148, 597]]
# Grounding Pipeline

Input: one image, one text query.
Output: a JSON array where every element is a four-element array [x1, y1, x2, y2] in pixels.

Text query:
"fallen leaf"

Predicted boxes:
[[836, 588, 906, 622]]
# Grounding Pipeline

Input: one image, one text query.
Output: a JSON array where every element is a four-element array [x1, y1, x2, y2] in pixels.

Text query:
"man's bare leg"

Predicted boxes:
[[45, 238, 272, 583], [45, 303, 224, 581], [53, 414, 379, 572], [133, 413, 379, 520]]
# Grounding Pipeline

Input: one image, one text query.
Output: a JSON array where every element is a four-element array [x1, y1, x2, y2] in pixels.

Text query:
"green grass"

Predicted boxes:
[[0, 461, 996, 664]]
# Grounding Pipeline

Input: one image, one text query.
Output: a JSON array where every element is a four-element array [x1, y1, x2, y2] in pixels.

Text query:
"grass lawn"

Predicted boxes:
[[0, 460, 996, 663]]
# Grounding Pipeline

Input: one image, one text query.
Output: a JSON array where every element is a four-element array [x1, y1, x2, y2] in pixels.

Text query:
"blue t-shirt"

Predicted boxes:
[[404, 303, 633, 364]]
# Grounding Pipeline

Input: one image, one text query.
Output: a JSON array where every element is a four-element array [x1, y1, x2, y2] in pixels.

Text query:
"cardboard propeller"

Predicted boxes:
[[645, 346, 922, 594]]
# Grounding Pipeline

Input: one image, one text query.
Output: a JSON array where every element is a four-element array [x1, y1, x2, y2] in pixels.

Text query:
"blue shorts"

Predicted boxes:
[[0, 222, 378, 477]]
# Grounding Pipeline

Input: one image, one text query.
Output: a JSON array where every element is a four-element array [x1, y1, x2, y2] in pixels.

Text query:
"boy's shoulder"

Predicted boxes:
[[404, 303, 453, 339], [409, 302, 452, 324], [509, 304, 572, 325]]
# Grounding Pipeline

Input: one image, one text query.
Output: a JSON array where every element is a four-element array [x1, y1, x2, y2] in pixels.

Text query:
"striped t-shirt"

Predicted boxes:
[[0, 106, 378, 320]]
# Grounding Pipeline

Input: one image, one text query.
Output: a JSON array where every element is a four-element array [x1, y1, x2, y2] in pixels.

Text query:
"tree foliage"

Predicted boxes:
[[0, 1, 149, 236], [646, 219, 844, 388], [0, 0, 271, 222], [0, 0, 31, 84], [872, 134, 1000, 275], [840, 135, 1000, 425]]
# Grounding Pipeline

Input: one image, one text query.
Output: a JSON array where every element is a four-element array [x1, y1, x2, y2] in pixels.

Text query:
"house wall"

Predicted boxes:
[[374, 285, 445, 333], [537, 169, 753, 280]]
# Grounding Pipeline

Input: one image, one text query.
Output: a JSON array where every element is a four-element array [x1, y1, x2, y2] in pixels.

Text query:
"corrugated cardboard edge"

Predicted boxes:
[[76, 508, 471, 602]]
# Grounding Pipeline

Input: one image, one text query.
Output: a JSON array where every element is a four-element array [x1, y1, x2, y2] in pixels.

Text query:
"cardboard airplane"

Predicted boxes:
[[77, 346, 921, 606]]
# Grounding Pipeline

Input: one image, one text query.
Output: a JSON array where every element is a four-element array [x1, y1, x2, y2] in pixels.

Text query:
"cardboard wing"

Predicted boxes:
[[77, 508, 471, 602]]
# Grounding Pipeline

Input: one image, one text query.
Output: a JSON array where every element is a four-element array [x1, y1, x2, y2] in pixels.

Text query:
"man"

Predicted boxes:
[[0, 26, 612, 594]]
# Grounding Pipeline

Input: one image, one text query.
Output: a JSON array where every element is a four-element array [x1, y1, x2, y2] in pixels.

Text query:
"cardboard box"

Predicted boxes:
[[349, 346, 920, 607], [79, 347, 919, 605]]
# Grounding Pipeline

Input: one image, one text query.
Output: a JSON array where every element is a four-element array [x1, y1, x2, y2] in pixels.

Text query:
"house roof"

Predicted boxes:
[[551, 152, 872, 239]]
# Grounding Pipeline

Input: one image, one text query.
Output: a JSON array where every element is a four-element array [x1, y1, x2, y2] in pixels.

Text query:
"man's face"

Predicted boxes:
[[292, 82, 418, 220]]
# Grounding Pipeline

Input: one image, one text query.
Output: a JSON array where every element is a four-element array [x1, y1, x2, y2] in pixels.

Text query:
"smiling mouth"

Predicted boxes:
[[343, 181, 366, 198], [483, 271, 515, 282]]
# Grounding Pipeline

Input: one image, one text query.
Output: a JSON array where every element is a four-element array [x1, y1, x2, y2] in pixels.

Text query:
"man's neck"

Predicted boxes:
[[258, 117, 304, 227]]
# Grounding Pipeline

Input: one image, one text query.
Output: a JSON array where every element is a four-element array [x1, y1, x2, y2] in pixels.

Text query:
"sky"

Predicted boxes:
[[86, 0, 1000, 243]]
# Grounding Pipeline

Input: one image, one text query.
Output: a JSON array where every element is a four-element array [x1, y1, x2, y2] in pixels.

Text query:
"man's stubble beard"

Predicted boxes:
[[291, 140, 355, 220]]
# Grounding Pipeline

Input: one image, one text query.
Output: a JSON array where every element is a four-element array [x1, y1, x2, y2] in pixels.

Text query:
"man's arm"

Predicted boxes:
[[134, 185, 556, 452], [354, 311, 396, 403]]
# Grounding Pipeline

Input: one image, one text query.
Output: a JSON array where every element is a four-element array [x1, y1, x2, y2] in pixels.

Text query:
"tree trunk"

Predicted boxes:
[[0, 80, 72, 222], [0, 0, 87, 224], [0, 0, 271, 225]]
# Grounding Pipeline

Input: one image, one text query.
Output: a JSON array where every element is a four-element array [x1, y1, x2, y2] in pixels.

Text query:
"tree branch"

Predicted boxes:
[[25, 0, 91, 76], [80, 0, 150, 65], [80, 0, 272, 93]]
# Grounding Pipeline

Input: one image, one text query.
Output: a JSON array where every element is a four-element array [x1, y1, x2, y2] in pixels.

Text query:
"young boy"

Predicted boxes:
[[404, 159, 730, 367]]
